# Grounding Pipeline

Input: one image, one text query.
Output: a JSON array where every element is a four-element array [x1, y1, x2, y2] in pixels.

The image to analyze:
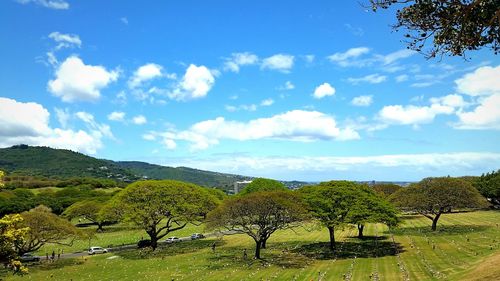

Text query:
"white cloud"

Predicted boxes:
[[261, 54, 294, 72], [260, 98, 274, 106], [107, 111, 125, 122], [120, 17, 129, 25], [128, 63, 163, 88], [225, 104, 257, 112], [16, 0, 69, 10], [48, 32, 81, 50], [377, 100, 457, 127], [146, 110, 360, 151], [166, 152, 500, 181], [347, 74, 386, 85], [429, 94, 468, 108], [304, 55, 315, 63], [169, 64, 215, 101], [132, 115, 147, 125], [278, 81, 295, 91], [351, 95, 373, 107], [455, 94, 500, 130], [223, 52, 259, 73], [327, 47, 370, 67], [313, 83, 336, 99], [395, 74, 409, 82], [376, 49, 415, 65], [455, 65, 500, 96], [54, 107, 70, 128], [0, 98, 105, 154], [47, 56, 119, 103]]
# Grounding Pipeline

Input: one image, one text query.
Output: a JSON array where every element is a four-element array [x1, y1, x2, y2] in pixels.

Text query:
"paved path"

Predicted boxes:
[[38, 230, 239, 260]]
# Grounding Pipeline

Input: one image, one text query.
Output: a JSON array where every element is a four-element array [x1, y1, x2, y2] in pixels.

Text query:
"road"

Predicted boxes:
[[36, 230, 240, 260]]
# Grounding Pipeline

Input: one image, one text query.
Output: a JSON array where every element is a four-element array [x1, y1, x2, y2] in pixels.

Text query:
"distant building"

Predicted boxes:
[[232, 180, 252, 194]]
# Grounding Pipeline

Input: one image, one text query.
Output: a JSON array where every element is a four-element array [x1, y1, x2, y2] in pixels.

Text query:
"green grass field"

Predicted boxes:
[[5, 211, 500, 281]]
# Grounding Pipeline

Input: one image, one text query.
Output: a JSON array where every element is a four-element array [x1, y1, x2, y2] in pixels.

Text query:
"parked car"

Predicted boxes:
[[165, 237, 181, 244], [20, 253, 40, 262], [88, 246, 108, 255], [137, 239, 152, 248], [191, 233, 205, 240]]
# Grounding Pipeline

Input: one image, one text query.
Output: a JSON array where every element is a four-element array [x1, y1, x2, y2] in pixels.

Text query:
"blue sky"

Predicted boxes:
[[1, 0, 499, 181]]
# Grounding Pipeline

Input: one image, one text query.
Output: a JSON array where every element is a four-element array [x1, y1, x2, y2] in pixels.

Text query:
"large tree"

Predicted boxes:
[[116, 180, 218, 250], [372, 183, 402, 198], [474, 169, 500, 206], [63, 199, 118, 232], [391, 177, 488, 230], [238, 178, 287, 196], [14, 205, 81, 256], [347, 186, 399, 238], [206, 191, 308, 259], [299, 181, 361, 252], [369, 0, 500, 58]]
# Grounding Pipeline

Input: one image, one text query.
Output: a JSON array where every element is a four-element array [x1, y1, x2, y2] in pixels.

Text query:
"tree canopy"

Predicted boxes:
[[474, 169, 500, 206], [1, 214, 28, 274], [116, 180, 218, 250], [369, 0, 500, 58], [238, 178, 287, 196], [372, 183, 402, 198], [15, 205, 82, 255], [299, 181, 361, 251], [391, 177, 488, 230], [63, 199, 118, 231], [206, 191, 308, 259]]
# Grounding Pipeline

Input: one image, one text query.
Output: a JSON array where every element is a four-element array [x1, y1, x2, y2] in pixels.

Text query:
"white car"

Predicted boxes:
[[165, 237, 181, 244], [88, 246, 108, 255]]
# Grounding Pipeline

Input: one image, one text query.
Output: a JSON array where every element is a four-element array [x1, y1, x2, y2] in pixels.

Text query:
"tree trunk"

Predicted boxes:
[[97, 223, 104, 232], [327, 226, 336, 251], [254, 240, 261, 259], [261, 239, 267, 249], [357, 224, 364, 238], [431, 213, 441, 231]]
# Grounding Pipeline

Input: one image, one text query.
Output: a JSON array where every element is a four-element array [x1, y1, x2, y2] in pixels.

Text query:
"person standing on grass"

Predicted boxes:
[[243, 249, 247, 260], [211, 242, 216, 252]]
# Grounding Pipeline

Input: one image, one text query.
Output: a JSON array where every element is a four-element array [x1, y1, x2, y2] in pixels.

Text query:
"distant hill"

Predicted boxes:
[[0, 145, 250, 188], [116, 161, 251, 188], [0, 145, 137, 182]]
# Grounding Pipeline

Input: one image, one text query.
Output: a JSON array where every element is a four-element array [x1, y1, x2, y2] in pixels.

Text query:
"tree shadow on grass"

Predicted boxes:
[[388, 224, 491, 237], [119, 239, 225, 260], [292, 240, 403, 260], [205, 246, 312, 270]]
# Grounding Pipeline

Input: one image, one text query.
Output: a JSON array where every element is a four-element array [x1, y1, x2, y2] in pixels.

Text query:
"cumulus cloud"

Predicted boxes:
[[261, 54, 294, 72], [278, 81, 295, 91], [313, 83, 336, 99], [376, 94, 465, 128], [16, 0, 69, 10], [132, 115, 147, 125], [351, 95, 373, 107], [169, 64, 215, 101], [107, 111, 125, 122], [347, 74, 386, 85], [128, 63, 163, 88], [48, 32, 81, 50], [455, 94, 500, 130], [223, 52, 259, 72], [145, 110, 360, 151], [47, 56, 119, 103], [54, 107, 70, 128], [0, 97, 106, 154], [455, 65, 500, 96]]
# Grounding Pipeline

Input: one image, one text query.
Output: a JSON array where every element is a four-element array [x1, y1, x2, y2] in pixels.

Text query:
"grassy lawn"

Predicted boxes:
[[5, 211, 500, 280]]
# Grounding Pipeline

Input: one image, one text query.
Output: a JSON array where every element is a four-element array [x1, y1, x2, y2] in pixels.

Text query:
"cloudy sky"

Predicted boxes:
[[1, 0, 499, 181]]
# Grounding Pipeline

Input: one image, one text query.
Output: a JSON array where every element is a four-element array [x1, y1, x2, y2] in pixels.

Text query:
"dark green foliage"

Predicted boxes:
[[0, 146, 137, 181], [117, 161, 250, 189], [370, 0, 500, 58], [391, 177, 488, 230], [238, 178, 287, 196], [372, 183, 402, 198], [474, 170, 500, 206]]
